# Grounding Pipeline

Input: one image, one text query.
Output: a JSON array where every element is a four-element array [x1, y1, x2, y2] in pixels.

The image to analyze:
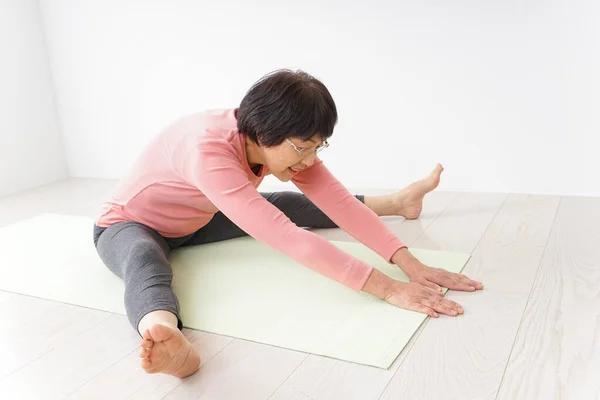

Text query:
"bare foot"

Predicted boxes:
[[139, 322, 201, 378], [393, 163, 444, 219]]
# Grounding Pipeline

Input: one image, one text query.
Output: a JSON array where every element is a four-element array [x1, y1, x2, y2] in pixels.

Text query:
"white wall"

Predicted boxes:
[[0, 0, 67, 197], [40, 0, 599, 196]]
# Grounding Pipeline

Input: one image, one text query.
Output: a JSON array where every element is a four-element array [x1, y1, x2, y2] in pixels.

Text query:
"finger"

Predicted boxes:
[[437, 272, 477, 291], [424, 295, 463, 314], [423, 299, 460, 316], [412, 302, 439, 318], [443, 299, 464, 314], [440, 298, 464, 314], [451, 272, 483, 290], [419, 279, 442, 292], [456, 280, 478, 291], [420, 286, 445, 300], [459, 274, 484, 290], [427, 269, 459, 289]]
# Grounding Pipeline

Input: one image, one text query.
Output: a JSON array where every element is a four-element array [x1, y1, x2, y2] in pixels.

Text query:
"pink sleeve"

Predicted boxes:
[[185, 138, 374, 292], [292, 158, 407, 262]]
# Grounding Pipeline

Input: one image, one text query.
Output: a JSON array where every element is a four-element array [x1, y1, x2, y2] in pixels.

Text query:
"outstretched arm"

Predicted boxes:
[[182, 137, 376, 292], [291, 158, 408, 263], [292, 159, 484, 293]]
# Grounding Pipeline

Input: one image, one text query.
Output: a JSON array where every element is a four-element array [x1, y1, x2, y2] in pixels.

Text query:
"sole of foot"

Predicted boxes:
[[139, 322, 201, 379]]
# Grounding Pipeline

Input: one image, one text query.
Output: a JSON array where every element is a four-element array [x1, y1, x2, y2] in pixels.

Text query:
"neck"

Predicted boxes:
[[245, 136, 264, 168]]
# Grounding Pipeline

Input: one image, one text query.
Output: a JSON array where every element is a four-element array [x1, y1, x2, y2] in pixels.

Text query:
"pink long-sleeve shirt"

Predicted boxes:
[[96, 108, 406, 292]]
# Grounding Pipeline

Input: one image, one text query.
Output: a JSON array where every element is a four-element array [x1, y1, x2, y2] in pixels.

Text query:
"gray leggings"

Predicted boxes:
[[93, 191, 365, 334]]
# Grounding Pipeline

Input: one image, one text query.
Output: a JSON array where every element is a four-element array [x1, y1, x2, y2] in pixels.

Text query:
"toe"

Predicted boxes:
[[140, 338, 154, 349], [430, 164, 443, 180], [141, 357, 154, 373], [142, 328, 153, 341], [140, 348, 151, 358]]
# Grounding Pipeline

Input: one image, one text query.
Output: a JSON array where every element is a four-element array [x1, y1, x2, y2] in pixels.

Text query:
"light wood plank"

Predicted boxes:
[[269, 192, 506, 400], [411, 192, 507, 253], [462, 194, 560, 293], [0, 302, 111, 378], [379, 289, 527, 400], [162, 339, 308, 400], [65, 329, 234, 400], [390, 190, 460, 245], [0, 291, 63, 332], [0, 314, 140, 400], [378, 194, 560, 399], [496, 196, 600, 400]]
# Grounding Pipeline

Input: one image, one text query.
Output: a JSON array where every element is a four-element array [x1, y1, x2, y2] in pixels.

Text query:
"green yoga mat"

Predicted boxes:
[[0, 214, 470, 369]]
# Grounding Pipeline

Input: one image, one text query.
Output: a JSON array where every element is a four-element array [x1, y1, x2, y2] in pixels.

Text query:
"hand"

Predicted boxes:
[[384, 280, 463, 318], [362, 268, 463, 318], [391, 248, 483, 292], [404, 264, 484, 293]]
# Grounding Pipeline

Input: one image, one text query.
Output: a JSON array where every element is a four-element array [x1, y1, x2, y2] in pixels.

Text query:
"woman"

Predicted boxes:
[[93, 69, 483, 378]]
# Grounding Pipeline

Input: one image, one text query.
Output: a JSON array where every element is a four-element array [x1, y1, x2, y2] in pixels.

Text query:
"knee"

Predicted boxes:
[[126, 238, 158, 257], [123, 237, 167, 263], [118, 241, 172, 287]]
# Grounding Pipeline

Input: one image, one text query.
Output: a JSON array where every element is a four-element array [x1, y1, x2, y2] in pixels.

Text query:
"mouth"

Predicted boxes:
[[288, 167, 302, 174]]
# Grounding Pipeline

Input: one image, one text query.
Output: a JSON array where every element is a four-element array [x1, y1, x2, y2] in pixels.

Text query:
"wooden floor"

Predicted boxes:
[[0, 178, 599, 400]]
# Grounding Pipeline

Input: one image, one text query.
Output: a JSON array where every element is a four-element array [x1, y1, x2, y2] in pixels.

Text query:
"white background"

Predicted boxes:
[[2, 0, 598, 197], [0, 0, 66, 197]]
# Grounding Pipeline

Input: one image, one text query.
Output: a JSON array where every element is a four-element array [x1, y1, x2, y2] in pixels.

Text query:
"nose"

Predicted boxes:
[[302, 151, 316, 167]]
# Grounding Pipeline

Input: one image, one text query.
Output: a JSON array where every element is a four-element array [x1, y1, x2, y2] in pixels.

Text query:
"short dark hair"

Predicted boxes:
[[236, 69, 338, 147]]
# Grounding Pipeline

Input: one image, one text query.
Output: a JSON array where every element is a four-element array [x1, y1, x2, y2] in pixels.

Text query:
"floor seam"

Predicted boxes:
[[266, 353, 312, 400], [492, 195, 563, 400], [468, 193, 509, 254], [62, 341, 139, 399], [409, 192, 460, 246]]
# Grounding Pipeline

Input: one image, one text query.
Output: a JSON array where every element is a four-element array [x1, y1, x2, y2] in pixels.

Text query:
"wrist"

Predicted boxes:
[[361, 268, 393, 300], [391, 247, 423, 272]]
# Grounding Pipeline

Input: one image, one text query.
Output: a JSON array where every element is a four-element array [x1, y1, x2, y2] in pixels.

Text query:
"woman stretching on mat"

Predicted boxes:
[[93, 69, 483, 378]]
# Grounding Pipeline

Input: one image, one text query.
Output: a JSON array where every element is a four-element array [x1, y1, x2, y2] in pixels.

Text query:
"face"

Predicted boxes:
[[262, 136, 327, 182]]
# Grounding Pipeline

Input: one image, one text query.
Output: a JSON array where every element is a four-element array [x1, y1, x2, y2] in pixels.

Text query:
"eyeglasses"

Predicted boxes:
[[286, 139, 329, 155]]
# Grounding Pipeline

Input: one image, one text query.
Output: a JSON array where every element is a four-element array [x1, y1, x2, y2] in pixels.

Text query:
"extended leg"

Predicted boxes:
[[93, 222, 201, 378], [182, 191, 363, 246]]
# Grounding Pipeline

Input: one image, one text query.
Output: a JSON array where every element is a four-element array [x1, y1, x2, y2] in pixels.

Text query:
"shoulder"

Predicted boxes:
[[161, 108, 237, 139], [202, 108, 238, 139], [196, 108, 245, 154]]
